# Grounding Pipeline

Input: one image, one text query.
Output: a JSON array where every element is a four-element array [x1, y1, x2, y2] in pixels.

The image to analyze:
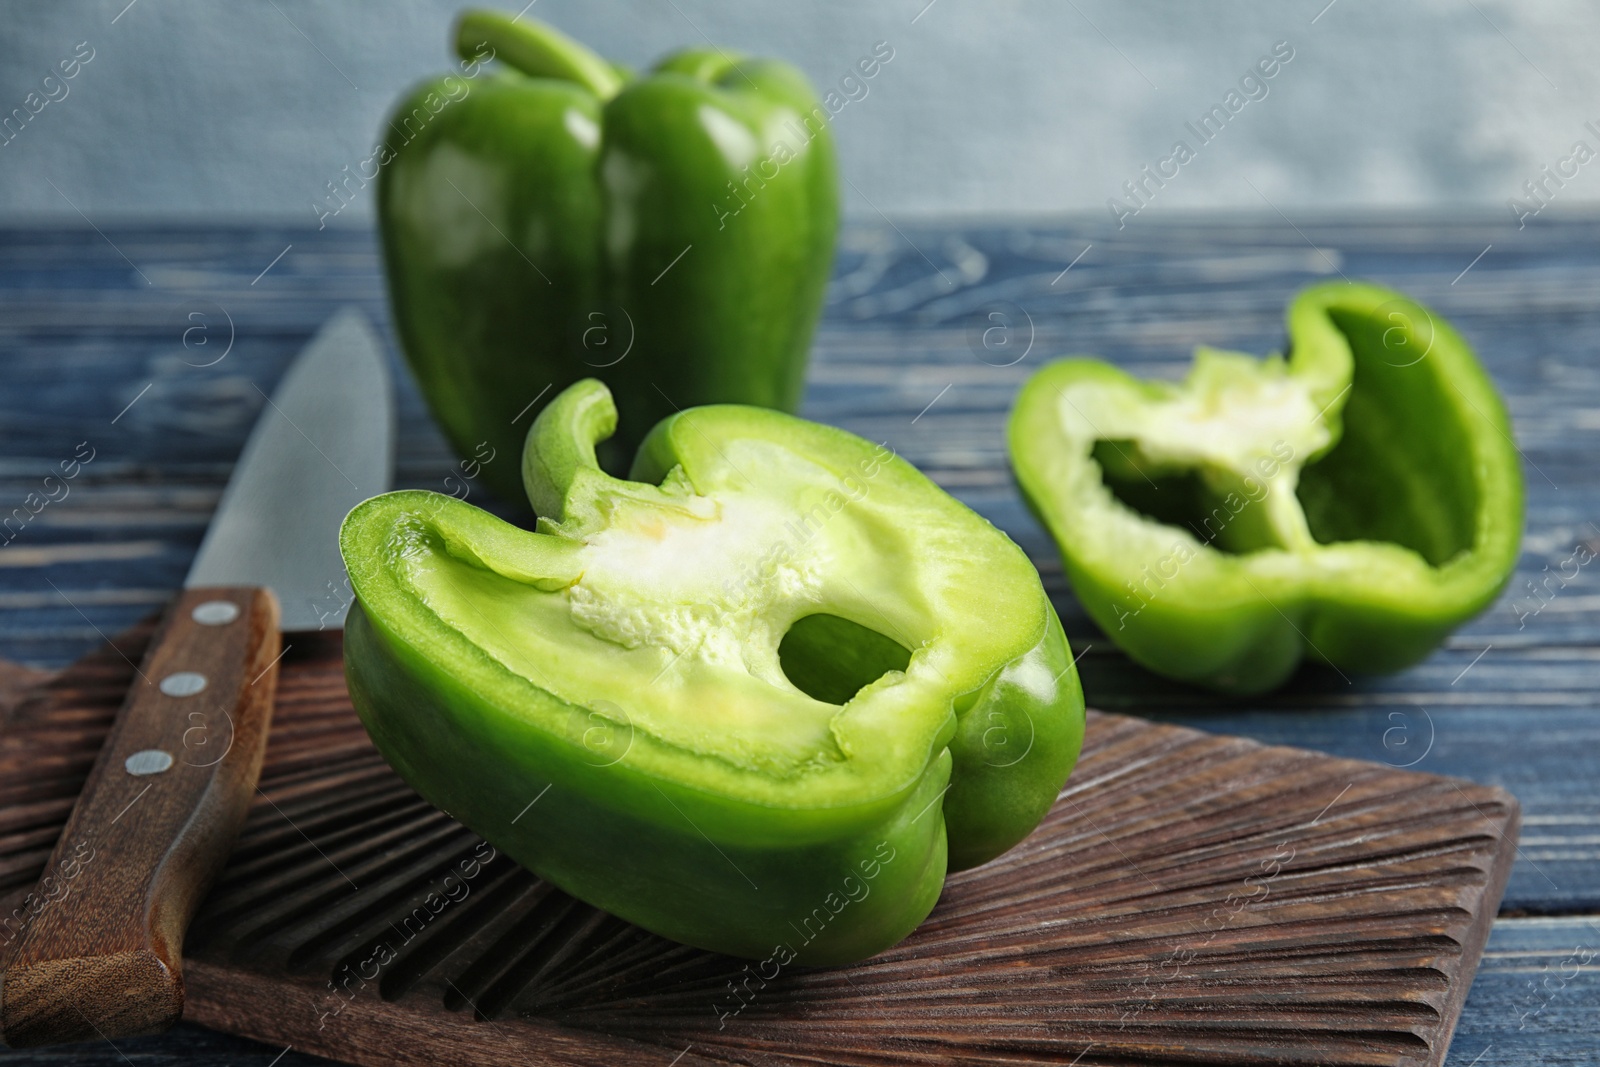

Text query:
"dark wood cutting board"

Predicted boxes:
[[0, 622, 1517, 1066]]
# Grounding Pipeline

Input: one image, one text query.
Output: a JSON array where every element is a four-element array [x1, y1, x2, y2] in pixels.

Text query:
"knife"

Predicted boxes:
[[0, 308, 392, 1047]]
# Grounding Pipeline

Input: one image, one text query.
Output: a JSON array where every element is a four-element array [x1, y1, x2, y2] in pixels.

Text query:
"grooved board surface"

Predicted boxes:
[[0, 622, 1515, 1066]]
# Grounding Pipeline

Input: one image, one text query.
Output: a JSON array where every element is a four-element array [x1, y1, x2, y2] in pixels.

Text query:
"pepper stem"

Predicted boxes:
[[454, 10, 624, 100], [523, 379, 624, 523]]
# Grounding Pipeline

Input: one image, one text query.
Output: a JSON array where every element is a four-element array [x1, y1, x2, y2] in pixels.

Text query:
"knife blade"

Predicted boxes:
[[0, 308, 392, 1047]]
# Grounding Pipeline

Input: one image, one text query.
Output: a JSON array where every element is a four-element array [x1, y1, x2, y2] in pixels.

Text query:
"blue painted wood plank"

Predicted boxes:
[[1445, 916, 1600, 1065], [2, 219, 1599, 917], [0, 219, 1597, 1067]]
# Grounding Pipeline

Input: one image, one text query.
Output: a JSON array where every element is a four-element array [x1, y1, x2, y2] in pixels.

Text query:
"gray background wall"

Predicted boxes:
[[0, 0, 1594, 224]]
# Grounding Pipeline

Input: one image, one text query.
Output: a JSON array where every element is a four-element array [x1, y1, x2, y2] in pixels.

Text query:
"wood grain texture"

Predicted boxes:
[[0, 624, 1516, 1065], [0, 663, 46, 731], [0, 589, 279, 1046]]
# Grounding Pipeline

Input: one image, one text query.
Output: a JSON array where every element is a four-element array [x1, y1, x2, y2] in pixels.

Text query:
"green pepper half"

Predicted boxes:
[[378, 11, 838, 498], [340, 380, 1084, 964], [1010, 281, 1524, 696]]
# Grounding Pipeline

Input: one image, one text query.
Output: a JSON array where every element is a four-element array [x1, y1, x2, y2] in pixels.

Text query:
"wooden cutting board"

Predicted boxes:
[[0, 621, 1517, 1067]]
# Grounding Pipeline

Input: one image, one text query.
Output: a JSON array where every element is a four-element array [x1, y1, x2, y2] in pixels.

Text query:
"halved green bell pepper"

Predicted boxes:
[[379, 11, 838, 498], [1009, 281, 1523, 696], [340, 380, 1084, 964]]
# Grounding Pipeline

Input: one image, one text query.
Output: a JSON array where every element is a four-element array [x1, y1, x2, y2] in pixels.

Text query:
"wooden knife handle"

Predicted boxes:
[[0, 587, 280, 1047]]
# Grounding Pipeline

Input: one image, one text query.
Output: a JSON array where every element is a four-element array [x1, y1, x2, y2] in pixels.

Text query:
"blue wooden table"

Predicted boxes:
[[1, 215, 1596, 1064]]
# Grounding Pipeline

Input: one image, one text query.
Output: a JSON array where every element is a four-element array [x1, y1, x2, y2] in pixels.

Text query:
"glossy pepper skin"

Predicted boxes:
[[339, 380, 1084, 964], [1009, 282, 1524, 696], [378, 11, 838, 499]]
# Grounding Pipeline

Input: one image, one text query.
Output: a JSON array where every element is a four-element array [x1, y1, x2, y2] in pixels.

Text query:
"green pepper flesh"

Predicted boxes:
[[341, 380, 1084, 963], [1009, 282, 1524, 696], [379, 12, 838, 497]]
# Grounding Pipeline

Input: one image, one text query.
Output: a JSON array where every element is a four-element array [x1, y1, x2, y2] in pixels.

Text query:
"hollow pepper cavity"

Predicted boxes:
[[377, 11, 838, 500], [339, 380, 1084, 964], [1009, 281, 1524, 696]]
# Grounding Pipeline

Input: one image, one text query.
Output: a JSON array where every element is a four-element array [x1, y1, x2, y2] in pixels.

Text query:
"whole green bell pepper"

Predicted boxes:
[[378, 11, 838, 500], [1009, 281, 1523, 696], [339, 380, 1084, 964]]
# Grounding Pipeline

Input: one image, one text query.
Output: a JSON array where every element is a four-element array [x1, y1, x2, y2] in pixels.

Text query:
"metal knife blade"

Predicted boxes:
[[0, 308, 393, 1047], [187, 306, 393, 630]]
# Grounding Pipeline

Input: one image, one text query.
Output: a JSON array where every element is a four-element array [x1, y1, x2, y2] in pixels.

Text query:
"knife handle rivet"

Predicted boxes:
[[160, 672, 208, 697], [125, 749, 174, 776], [192, 600, 241, 626]]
